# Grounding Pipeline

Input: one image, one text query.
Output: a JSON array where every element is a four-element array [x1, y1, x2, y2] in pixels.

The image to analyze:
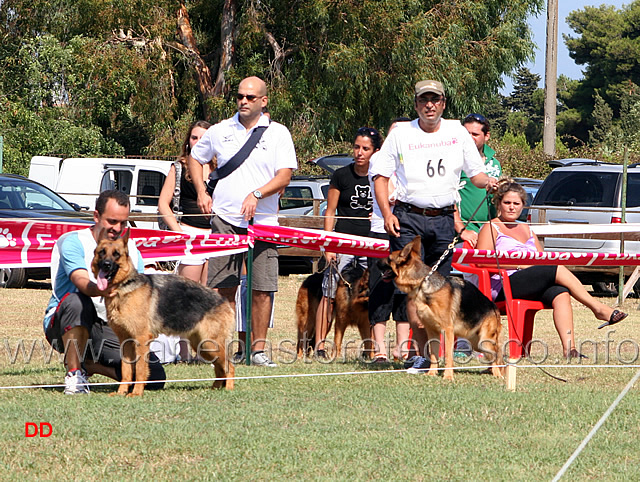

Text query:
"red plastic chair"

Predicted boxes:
[[451, 242, 551, 360]]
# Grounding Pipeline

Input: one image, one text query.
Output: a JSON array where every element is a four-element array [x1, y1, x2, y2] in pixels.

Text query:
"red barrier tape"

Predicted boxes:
[[453, 248, 640, 266], [0, 220, 390, 268], [4, 218, 637, 269]]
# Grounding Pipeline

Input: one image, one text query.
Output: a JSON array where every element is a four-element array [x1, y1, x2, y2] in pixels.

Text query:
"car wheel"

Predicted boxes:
[[0, 268, 27, 288]]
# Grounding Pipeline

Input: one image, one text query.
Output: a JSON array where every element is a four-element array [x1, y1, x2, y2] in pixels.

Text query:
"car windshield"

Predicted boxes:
[[0, 178, 75, 211], [534, 171, 619, 207]]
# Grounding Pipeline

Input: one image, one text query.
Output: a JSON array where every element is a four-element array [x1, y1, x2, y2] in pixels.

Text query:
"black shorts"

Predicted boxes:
[[496, 265, 569, 306], [367, 231, 407, 325]]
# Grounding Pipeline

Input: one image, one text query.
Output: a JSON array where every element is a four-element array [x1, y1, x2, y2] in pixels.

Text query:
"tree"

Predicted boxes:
[[560, 2, 640, 144], [589, 92, 613, 145], [0, 0, 544, 173], [504, 67, 541, 116], [502, 67, 543, 146]]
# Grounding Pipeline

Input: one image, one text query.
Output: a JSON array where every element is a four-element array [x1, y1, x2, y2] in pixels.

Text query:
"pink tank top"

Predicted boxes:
[[490, 223, 537, 299]]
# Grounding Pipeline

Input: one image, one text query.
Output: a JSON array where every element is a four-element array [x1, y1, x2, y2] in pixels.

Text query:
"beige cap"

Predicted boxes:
[[415, 80, 445, 97]]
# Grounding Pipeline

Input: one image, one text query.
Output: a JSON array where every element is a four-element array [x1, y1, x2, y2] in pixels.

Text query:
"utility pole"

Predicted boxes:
[[543, 0, 558, 157]]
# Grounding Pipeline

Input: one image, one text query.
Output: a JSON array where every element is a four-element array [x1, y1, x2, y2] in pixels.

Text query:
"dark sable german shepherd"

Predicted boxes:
[[91, 229, 235, 396], [295, 263, 373, 359], [381, 236, 504, 380]]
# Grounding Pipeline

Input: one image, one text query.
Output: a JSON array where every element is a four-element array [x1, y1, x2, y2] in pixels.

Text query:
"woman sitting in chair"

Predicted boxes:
[[476, 178, 627, 358]]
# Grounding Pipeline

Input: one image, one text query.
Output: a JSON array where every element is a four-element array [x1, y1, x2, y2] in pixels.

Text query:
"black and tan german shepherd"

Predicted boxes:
[[91, 229, 235, 396], [295, 262, 373, 359], [381, 236, 504, 380]]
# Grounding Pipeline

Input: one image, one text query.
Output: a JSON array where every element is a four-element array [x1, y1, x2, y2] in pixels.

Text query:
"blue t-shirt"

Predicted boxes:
[[43, 228, 144, 331]]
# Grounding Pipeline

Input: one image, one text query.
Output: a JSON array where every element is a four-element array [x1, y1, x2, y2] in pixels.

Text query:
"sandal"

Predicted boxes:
[[373, 354, 389, 363], [598, 309, 628, 329]]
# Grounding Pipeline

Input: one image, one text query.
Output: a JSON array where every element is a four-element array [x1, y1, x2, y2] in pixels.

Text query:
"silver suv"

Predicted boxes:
[[528, 159, 640, 292], [279, 176, 329, 215]]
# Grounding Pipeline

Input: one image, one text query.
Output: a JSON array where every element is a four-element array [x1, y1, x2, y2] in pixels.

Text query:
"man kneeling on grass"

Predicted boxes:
[[42, 190, 166, 394]]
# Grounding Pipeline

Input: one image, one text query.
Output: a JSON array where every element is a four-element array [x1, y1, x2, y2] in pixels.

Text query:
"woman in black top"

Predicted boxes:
[[158, 120, 213, 284], [314, 127, 382, 358]]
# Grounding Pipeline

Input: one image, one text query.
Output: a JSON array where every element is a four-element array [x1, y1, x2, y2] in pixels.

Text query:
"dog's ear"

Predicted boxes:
[[398, 241, 414, 262], [410, 236, 422, 256], [120, 227, 130, 244], [398, 236, 421, 261]]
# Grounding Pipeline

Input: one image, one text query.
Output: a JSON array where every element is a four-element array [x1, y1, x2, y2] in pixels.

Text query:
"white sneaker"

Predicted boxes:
[[64, 369, 90, 394], [251, 351, 278, 367]]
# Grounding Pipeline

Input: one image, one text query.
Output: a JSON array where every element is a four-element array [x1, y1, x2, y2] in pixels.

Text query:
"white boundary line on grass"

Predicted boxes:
[[2, 363, 640, 391], [552, 367, 640, 481]]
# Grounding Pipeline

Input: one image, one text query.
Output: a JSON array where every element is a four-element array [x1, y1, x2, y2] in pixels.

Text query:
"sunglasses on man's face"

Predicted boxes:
[[236, 93, 262, 102], [416, 95, 444, 105], [464, 113, 487, 123]]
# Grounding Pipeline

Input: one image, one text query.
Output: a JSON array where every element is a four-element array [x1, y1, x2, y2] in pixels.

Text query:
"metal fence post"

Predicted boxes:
[[245, 218, 254, 365]]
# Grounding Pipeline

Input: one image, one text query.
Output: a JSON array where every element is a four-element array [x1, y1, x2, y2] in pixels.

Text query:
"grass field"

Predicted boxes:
[[1, 276, 639, 480]]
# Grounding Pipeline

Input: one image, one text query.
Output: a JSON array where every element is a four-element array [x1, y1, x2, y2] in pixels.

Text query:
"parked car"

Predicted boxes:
[[310, 154, 353, 175], [0, 173, 93, 288], [277, 176, 330, 274], [29, 156, 171, 229], [279, 176, 330, 215], [528, 159, 640, 294], [513, 177, 544, 222]]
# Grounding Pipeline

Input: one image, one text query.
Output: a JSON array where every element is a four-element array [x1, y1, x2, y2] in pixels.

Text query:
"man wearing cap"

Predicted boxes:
[[370, 80, 497, 371]]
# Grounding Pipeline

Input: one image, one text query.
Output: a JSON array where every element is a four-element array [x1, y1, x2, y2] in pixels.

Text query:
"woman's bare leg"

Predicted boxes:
[[555, 265, 617, 321], [550, 291, 576, 356]]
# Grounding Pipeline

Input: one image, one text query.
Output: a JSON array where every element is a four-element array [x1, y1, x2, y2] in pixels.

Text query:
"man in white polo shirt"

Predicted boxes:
[[188, 76, 297, 367], [370, 80, 497, 371]]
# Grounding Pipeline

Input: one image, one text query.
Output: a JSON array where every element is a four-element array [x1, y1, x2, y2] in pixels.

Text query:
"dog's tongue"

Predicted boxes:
[[96, 270, 109, 291]]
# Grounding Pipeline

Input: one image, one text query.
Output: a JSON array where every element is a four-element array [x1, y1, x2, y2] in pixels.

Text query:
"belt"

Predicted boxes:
[[399, 201, 455, 216]]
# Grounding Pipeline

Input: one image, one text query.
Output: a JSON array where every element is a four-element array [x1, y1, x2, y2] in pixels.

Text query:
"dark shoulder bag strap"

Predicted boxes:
[[208, 125, 268, 183]]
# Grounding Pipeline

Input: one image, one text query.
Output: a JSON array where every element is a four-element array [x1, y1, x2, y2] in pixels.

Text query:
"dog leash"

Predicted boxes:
[[423, 188, 493, 282], [321, 256, 354, 291]]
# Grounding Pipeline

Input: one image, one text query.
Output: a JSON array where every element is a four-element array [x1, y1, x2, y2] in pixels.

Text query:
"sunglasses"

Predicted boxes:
[[356, 127, 379, 137], [236, 93, 263, 102], [416, 95, 444, 105], [464, 113, 487, 123]]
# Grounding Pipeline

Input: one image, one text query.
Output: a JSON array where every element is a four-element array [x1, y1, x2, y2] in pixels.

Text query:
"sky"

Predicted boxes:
[[500, 1, 629, 95]]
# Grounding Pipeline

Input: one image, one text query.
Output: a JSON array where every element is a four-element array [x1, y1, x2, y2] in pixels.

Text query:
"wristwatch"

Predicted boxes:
[[252, 190, 263, 199]]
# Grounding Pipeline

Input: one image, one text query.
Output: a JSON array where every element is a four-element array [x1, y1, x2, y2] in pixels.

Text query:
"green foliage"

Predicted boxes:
[[565, 2, 640, 113], [561, 2, 640, 143], [500, 67, 543, 146], [590, 92, 613, 145], [504, 67, 541, 114], [0, 0, 543, 174]]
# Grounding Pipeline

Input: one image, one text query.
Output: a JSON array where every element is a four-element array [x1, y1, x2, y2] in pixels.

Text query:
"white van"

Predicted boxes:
[[29, 156, 172, 229]]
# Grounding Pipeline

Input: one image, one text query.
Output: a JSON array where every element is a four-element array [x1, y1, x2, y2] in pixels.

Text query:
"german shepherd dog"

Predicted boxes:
[[381, 236, 503, 380], [296, 263, 373, 359], [92, 229, 235, 396]]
